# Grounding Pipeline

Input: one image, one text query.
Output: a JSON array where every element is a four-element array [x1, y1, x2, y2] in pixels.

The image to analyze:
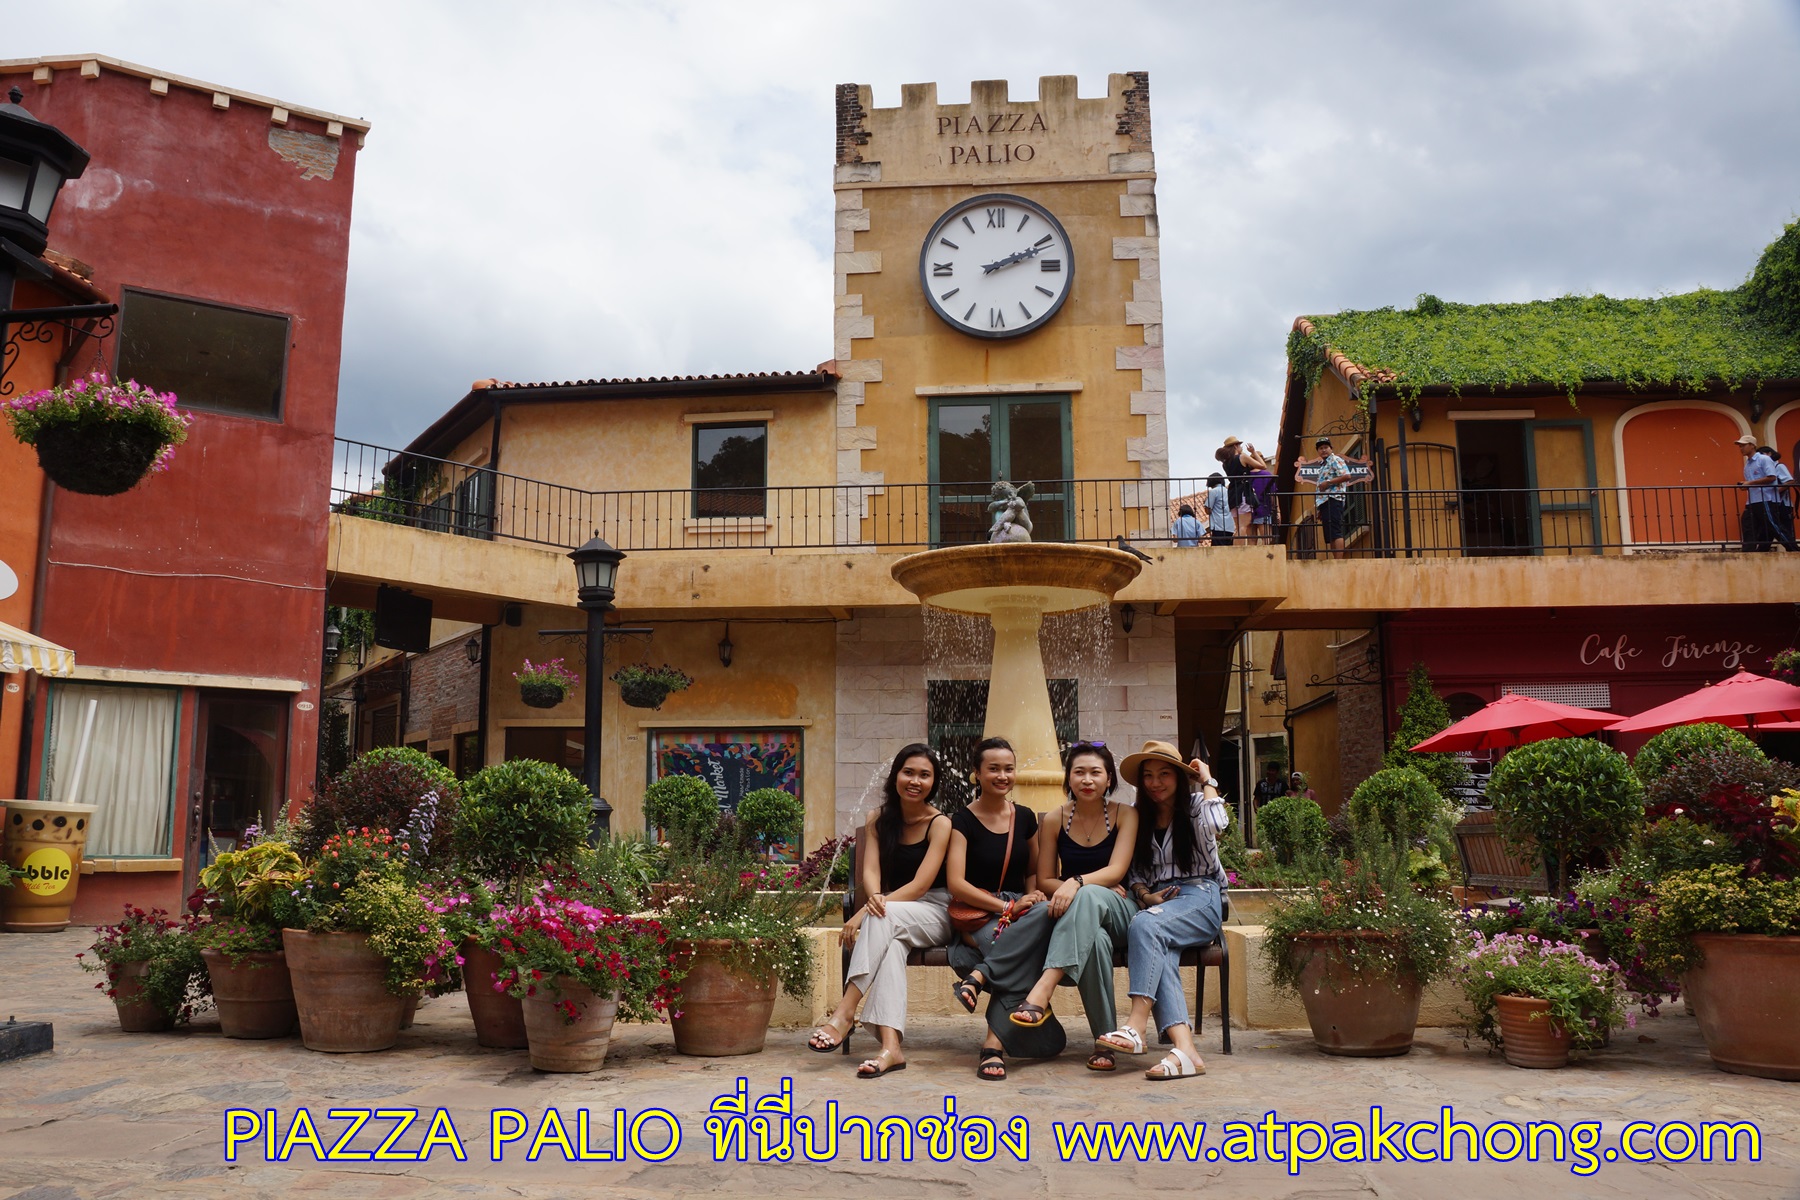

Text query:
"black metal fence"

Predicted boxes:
[[333, 440, 1786, 557]]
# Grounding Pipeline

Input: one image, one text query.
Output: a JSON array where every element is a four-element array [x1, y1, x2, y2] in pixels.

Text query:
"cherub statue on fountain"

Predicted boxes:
[[988, 481, 1035, 543]]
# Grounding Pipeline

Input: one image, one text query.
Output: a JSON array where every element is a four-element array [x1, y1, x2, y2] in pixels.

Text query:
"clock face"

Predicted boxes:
[[918, 193, 1074, 339]]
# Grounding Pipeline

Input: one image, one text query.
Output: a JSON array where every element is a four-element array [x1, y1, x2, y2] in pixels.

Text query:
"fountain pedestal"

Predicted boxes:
[[891, 543, 1144, 813]]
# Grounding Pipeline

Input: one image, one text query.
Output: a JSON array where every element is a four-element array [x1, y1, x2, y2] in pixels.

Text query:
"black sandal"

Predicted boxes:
[[807, 1018, 850, 1053], [952, 974, 983, 1014], [1086, 1048, 1117, 1072], [976, 1048, 1006, 1081], [1009, 1001, 1050, 1028]]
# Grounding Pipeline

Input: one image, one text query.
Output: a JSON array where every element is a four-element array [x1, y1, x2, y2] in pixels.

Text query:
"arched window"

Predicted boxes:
[[1615, 402, 1748, 547]]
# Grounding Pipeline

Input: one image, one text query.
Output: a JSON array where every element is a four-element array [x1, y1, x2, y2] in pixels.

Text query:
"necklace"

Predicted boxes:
[[1064, 799, 1111, 845]]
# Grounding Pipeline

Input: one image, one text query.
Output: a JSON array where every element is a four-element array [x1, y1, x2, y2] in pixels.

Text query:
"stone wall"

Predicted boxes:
[[833, 609, 926, 833]]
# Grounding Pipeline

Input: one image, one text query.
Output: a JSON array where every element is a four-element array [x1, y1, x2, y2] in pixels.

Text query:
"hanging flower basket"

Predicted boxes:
[[610, 664, 693, 711], [513, 658, 577, 710], [5, 373, 192, 496]]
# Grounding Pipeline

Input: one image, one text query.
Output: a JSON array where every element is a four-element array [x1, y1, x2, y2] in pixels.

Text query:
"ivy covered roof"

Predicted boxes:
[[1288, 221, 1800, 402]]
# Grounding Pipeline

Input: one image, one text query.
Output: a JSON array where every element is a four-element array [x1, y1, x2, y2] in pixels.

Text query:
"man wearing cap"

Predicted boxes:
[[1737, 436, 1796, 552], [1302, 437, 1363, 558]]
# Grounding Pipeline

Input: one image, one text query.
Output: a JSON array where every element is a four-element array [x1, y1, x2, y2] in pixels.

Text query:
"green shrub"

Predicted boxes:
[[1745, 218, 1800, 332], [1626, 815, 1743, 881], [301, 746, 460, 862], [454, 759, 592, 897], [1257, 794, 1331, 867], [1218, 819, 1249, 876], [1632, 722, 1762, 784], [1637, 864, 1800, 977], [1488, 738, 1643, 895], [737, 788, 804, 849], [643, 774, 720, 846], [1382, 663, 1471, 797], [1348, 767, 1452, 847]]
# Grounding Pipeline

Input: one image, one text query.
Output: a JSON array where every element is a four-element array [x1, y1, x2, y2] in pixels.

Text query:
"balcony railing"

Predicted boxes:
[[332, 439, 1789, 558]]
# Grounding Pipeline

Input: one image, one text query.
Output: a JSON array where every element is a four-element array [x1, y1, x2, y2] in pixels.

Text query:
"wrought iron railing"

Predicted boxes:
[[333, 440, 1789, 558]]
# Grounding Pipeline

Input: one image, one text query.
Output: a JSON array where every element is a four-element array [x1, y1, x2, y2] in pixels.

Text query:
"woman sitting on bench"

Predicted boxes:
[[1007, 741, 1140, 1073], [1098, 740, 1230, 1081], [946, 736, 1051, 1082], [807, 743, 953, 1078]]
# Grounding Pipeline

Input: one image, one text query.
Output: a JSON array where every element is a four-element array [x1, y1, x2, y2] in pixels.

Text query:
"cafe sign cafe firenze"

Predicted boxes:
[[1579, 632, 1761, 674]]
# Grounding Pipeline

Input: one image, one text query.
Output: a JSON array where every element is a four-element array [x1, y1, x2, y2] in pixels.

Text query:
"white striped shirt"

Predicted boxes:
[[1129, 790, 1231, 890]]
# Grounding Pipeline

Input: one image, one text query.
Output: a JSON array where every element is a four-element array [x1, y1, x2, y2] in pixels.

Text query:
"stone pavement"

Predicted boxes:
[[2, 928, 1797, 1199]]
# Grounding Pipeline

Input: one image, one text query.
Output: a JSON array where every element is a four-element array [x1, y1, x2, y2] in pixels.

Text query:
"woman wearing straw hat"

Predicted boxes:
[[1096, 740, 1231, 1080]]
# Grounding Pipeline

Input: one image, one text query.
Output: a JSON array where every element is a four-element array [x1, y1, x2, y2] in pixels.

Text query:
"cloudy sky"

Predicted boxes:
[[14, 1, 1800, 478]]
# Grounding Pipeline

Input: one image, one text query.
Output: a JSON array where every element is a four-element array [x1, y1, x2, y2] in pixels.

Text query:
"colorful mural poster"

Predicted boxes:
[[650, 728, 802, 812]]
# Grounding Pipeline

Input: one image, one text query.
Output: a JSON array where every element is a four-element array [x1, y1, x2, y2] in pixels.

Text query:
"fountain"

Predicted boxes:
[[891, 483, 1143, 812]]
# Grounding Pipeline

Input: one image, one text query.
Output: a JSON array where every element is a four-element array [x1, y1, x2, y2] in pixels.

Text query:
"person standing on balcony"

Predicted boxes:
[[1203, 474, 1234, 546], [1172, 504, 1203, 548], [1217, 438, 1253, 540], [1302, 437, 1362, 558], [1764, 446, 1795, 549], [1242, 442, 1277, 545], [1737, 436, 1796, 552]]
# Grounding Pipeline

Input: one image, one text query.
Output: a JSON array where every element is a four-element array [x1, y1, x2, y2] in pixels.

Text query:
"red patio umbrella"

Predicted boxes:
[[1607, 670, 1800, 735], [1410, 691, 1623, 752]]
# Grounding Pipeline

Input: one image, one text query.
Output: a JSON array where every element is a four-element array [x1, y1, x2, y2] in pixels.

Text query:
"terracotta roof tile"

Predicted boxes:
[[1291, 317, 1398, 390], [490, 367, 837, 391]]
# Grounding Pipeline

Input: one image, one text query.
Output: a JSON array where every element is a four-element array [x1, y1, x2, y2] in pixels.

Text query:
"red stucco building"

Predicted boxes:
[[0, 55, 366, 919]]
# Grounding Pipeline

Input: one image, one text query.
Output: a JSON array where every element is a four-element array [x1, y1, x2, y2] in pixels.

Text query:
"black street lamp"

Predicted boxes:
[[0, 86, 113, 394], [569, 532, 625, 836]]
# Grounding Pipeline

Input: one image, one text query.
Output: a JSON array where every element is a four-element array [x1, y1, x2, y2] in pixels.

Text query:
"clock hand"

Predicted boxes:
[[980, 245, 1045, 274]]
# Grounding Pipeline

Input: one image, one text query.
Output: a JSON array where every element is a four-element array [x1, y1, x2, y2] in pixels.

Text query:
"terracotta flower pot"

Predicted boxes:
[[1495, 993, 1571, 1068], [668, 939, 777, 1057], [282, 929, 407, 1053], [1288, 931, 1422, 1057], [1683, 933, 1800, 1081], [521, 978, 620, 1072], [201, 948, 298, 1039], [462, 939, 529, 1049], [109, 960, 174, 1033]]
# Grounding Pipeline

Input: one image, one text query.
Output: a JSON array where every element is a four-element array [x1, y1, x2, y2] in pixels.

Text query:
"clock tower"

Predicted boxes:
[[832, 74, 1168, 541]]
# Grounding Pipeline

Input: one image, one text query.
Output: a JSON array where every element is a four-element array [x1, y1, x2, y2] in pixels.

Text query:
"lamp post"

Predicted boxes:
[[569, 533, 625, 837], [0, 85, 94, 373]]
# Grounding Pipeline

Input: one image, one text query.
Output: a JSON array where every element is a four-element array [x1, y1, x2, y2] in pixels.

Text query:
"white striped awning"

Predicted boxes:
[[0, 619, 76, 676]]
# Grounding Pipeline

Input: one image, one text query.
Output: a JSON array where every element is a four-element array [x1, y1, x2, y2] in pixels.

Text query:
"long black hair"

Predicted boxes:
[[877, 743, 941, 863], [1132, 761, 1198, 878], [1062, 741, 1118, 799]]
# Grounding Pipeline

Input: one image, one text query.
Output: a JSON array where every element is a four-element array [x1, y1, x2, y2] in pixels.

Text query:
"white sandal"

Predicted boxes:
[[1097, 1025, 1146, 1055], [1145, 1047, 1204, 1079]]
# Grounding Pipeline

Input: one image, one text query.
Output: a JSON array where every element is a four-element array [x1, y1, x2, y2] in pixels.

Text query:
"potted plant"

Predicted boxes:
[[196, 840, 305, 1039], [269, 828, 450, 1053], [447, 759, 594, 1048], [4, 371, 193, 495], [1768, 648, 1799, 686], [1261, 842, 1461, 1056], [1460, 930, 1630, 1068], [301, 746, 461, 865], [1257, 794, 1331, 867], [643, 774, 720, 845], [514, 658, 578, 709], [1637, 864, 1800, 1079], [655, 821, 815, 1056], [737, 787, 804, 858], [489, 891, 675, 1072], [1487, 738, 1644, 896], [77, 906, 210, 1033], [609, 662, 692, 710]]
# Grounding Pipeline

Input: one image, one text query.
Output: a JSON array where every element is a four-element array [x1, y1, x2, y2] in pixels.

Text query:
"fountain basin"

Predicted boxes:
[[890, 544, 1143, 616], [891, 542, 1144, 811]]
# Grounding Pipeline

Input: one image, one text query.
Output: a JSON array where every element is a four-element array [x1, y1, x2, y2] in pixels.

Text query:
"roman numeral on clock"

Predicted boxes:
[[962, 216, 977, 236], [989, 308, 1006, 329], [1040, 259, 1061, 272], [939, 238, 959, 249], [1017, 214, 1031, 233], [932, 262, 953, 277], [986, 208, 1005, 228], [1033, 235, 1052, 247], [963, 302, 978, 322]]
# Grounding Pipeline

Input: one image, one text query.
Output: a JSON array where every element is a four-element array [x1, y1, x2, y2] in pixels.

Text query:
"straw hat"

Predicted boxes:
[[1221, 436, 1242, 448], [1118, 740, 1202, 784]]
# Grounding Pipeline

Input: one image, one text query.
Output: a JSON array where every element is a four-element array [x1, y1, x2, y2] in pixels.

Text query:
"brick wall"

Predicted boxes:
[[1114, 70, 1152, 152], [403, 637, 481, 746], [1335, 639, 1386, 799]]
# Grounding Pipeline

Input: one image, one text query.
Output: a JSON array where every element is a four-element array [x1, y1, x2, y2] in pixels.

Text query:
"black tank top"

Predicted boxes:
[[881, 817, 946, 892], [1058, 803, 1118, 878]]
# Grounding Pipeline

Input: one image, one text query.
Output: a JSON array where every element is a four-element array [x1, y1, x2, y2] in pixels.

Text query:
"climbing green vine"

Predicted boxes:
[[1288, 224, 1800, 405]]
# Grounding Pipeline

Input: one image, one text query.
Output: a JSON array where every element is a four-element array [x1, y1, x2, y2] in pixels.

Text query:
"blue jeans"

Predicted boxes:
[[1126, 880, 1223, 1033]]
